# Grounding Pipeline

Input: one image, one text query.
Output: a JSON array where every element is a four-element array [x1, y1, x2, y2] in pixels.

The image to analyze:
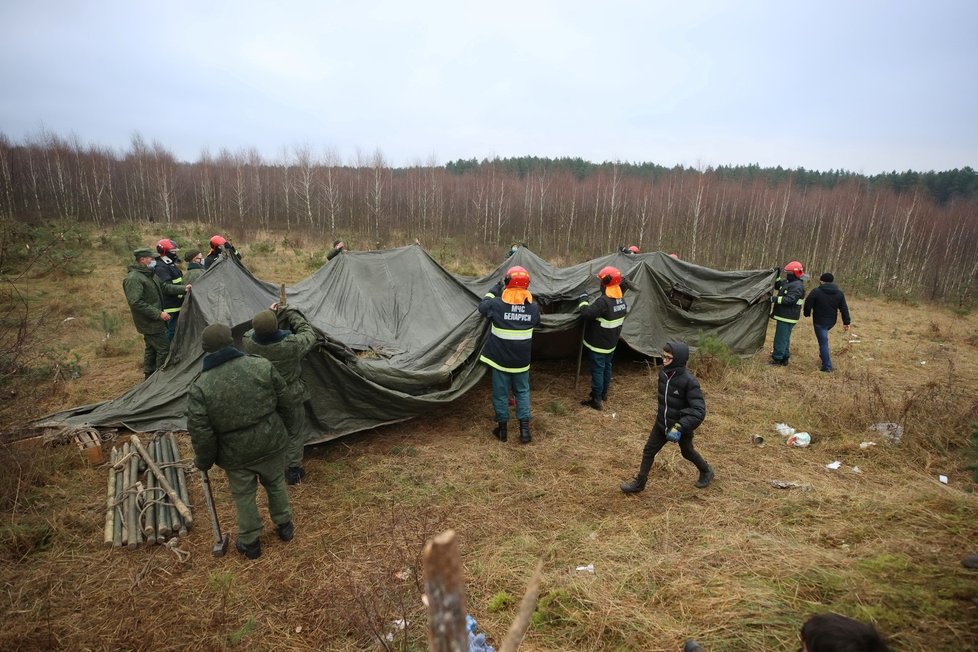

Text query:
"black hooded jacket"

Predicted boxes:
[[803, 282, 851, 328], [656, 341, 706, 434]]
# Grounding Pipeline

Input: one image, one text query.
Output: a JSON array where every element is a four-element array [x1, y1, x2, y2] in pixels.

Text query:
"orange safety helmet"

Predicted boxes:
[[784, 260, 805, 277], [669, 253, 679, 260], [156, 238, 179, 256], [504, 265, 531, 290], [209, 235, 227, 249], [627, 245, 640, 254], [597, 266, 622, 287]]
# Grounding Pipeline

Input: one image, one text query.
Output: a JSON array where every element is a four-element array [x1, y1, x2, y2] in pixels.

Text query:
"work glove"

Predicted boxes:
[[770, 295, 777, 303], [666, 426, 682, 443], [194, 458, 212, 472], [490, 281, 504, 297], [577, 293, 589, 303]]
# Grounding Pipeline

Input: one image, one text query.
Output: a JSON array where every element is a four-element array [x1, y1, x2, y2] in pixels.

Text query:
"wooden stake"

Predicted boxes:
[[422, 529, 468, 652], [103, 448, 117, 547]]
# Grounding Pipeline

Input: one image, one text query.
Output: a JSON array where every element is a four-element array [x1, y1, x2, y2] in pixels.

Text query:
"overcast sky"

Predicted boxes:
[[1, 1, 976, 173]]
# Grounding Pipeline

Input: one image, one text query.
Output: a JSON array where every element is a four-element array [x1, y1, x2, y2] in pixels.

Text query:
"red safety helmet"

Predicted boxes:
[[597, 266, 622, 287], [784, 260, 805, 277], [669, 253, 679, 260], [504, 265, 531, 290], [156, 239, 179, 256], [627, 245, 640, 254], [209, 235, 227, 249]]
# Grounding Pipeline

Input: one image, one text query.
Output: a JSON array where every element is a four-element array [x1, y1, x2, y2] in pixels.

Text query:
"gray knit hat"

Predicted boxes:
[[252, 310, 279, 337], [201, 324, 233, 353]]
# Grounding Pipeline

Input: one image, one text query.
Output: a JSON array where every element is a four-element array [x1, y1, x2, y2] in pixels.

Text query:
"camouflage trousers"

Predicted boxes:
[[142, 332, 170, 377], [225, 451, 292, 545], [284, 401, 308, 470]]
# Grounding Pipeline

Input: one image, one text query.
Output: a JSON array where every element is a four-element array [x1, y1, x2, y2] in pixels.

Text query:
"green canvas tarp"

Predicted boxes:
[[35, 245, 775, 443]]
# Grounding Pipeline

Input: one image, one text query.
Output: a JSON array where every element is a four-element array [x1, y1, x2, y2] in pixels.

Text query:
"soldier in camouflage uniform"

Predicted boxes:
[[242, 304, 319, 485], [187, 323, 295, 560], [123, 248, 171, 378]]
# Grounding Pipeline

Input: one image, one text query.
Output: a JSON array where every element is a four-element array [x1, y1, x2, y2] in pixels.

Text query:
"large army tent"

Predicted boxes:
[[36, 246, 776, 443]]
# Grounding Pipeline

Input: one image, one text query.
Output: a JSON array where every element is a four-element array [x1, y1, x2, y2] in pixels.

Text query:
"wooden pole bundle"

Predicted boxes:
[[103, 434, 195, 550]]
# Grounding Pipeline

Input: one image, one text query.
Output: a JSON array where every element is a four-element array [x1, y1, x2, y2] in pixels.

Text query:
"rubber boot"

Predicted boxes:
[[694, 466, 715, 488], [492, 422, 508, 442], [620, 475, 647, 493], [580, 396, 602, 411], [518, 419, 531, 444]]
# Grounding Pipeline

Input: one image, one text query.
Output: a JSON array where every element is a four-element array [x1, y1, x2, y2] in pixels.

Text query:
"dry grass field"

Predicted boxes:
[[1, 226, 977, 650]]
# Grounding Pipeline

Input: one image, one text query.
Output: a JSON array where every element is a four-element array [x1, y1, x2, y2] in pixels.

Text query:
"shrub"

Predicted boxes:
[[689, 332, 739, 381]]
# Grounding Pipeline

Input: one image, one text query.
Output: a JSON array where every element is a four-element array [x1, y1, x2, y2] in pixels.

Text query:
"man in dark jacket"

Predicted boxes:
[[187, 323, 295, 560], [620, 341, 714, 493], [578, 265, 628, 410], [478, 266, 541, 444], [242, 304, 320, 484], [770, 260, 807, 366], [183, 249, 206, 284], [153, 239, 190, 341], [123, 248, 171, 378], [803, 272, 851, 372]]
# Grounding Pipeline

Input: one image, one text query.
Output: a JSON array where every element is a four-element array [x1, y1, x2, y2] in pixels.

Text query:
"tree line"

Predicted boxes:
[[1, 131, 975, 303]]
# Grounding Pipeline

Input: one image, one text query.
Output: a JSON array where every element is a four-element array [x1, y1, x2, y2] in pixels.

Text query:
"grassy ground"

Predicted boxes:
[[1, 226, 977, 650]]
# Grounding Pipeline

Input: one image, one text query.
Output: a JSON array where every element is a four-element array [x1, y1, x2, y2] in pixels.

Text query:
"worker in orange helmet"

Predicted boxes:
[[204, 234, 242, 269], [577, 266, 629, 410], [769, 260, 808, 366], [478, 266, 541, 444]]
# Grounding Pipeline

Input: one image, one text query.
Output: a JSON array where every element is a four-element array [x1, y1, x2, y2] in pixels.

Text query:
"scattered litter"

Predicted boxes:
[[825, 461, 842, 470], [466, 615, 496, 652], [394, 569, 411, 581], [610, 412, 618, 419], [295, 626, 302, 633], [787, 432, 811, 447], [859, 441, 877, 450], [770, 480, 812, 491], [919, 360, 927, 365], [851, 466, 862, 474], [869, 422, 903, 445], [751, 434, 765, 445], [62, 317, 75, 323], [575, 563, 595, 573], [383, 618, 408, 642], [774, 423, 796, 437], [939, 475, 948, 485]]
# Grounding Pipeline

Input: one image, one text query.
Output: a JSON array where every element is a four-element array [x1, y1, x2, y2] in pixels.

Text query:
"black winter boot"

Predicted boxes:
[[620, 475, 647, 493], [492, 422, 508, 442], [235, 538, 262, 559], [694, 466, 715, 488], [518, 420, 531, 443], [286, 467, 306, 485], [277, 521, 295, 542], [580, 396, 602, 410]]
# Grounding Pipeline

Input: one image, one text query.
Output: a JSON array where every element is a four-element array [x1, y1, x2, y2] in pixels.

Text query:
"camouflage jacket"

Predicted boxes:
[[123, 263, 166, 335], [241, 307, 319, 405], [187, 349, 292, 471]]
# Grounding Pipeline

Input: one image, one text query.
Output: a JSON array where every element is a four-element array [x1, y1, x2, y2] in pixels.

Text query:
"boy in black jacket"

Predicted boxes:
[[803, 272, 851, 372], [620, 341, 714, 492]]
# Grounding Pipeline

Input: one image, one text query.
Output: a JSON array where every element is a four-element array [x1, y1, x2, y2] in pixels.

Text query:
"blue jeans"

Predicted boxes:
[[165, 311, 180, 341], [814, 324, 833, 371], [491, 369, 530, 422], [589, 349, 613, 399], [772, 320, 795, 362]]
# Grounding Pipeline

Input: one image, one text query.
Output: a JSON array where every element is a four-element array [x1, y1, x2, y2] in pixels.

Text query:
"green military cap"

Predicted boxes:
[[201, 323, 233, 353], [133, 248, 155, 259], [252, 310, 279, 337]]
